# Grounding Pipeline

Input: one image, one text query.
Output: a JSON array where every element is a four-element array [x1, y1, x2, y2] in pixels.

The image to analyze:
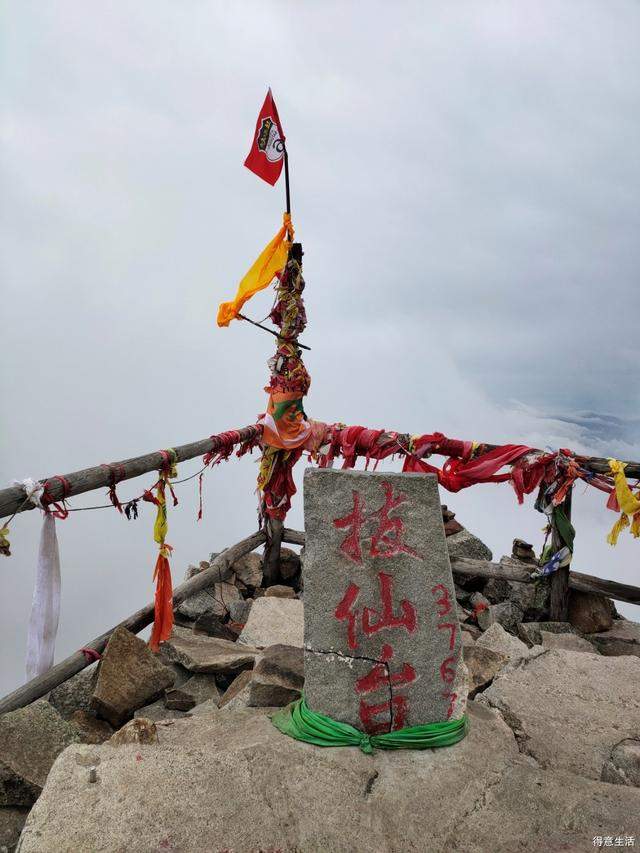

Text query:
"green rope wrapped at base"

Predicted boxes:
[[271, 696, 468, 754]]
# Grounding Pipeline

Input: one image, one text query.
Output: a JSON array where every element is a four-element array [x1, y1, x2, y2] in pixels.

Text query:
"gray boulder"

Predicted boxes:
[[248, 644, 304, 707], [539, 631, 598, 653], [160, 626, 259, 673], [446, 528, 493, 561], [133, 699, 189, 722], [18, 703, 640, 853], [47, 664, 98, 719], [0, 807, 29, 853], [177, 579, 240, 622], [601, 739, 640, 787], [228, 599, 252, 624], [517, 621, 577, 648], [218, 670, 253, 708], [588, 619, 640, 658], [0, 700, 79, 806], [478, 601, 523, 635], [463, 645, 509, 697], [232, 552, 263, 588], [477, 648, 640, 781], [279, 547, 301, 581], [264, 584, 297, 599], [165, 674, 220, 710], [568, 590, 614, 633], [476, 623, 530, 663], [69, 710, 114, 744], [237, 597, 304, 649], [91, 626, 175, 727]]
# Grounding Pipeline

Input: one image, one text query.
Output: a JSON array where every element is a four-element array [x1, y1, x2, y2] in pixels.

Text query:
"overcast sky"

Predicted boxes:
[[1, 2, 639, 696]]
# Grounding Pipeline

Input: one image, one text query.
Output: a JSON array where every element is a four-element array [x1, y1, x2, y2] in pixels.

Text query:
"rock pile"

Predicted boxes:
[[3, 516, 640, 852]]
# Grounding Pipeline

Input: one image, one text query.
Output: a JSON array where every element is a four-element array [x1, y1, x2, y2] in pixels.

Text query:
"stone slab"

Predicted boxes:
[[91, 626, 175, 727], [477, 648, 640, 781], [237, 597, 304, 648], [18, 703, 640, 853], [0, 700, 79, 806], [476, 623, 530, 663], [160, 626, 259, 673], [588, 619, 640, 658], [303, 469, 466, 732]]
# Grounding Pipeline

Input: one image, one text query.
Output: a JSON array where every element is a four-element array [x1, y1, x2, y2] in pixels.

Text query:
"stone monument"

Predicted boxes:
[[303, 468, 467, 733]]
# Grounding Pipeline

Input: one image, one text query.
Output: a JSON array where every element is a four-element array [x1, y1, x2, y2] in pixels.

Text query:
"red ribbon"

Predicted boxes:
[[41, 475, 72, 519]]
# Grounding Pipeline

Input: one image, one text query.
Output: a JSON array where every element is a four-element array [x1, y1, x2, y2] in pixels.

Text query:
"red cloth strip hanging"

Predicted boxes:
[[100, 463, 126, 513], [203, 431, 243, 467]]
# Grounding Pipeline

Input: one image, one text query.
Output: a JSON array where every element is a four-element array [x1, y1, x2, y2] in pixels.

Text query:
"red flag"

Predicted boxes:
[[244, 89, 285, 186]]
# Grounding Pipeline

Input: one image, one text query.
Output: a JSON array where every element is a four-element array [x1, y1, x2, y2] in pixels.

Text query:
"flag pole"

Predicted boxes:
[[283, 142, 293, 240], [283, 146, 291, 215]]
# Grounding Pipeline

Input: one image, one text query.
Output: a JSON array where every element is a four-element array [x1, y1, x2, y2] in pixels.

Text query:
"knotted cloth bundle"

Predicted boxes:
[[272, 696, 468, 754]]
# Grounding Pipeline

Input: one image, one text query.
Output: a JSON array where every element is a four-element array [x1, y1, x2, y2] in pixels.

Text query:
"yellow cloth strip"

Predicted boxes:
[[607, 459, 640, 545], [217, 213, 293, 327], [153, 479, 168, 546]]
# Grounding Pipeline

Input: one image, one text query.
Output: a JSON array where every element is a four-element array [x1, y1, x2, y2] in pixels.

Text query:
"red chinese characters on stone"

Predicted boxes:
[[333, 490, 365, 564], [334, 572, 419, 733], [333, 482, 419, 564], [431, 583, 460, 718], [334, 572, 418, 651], [356, 645, 417, 733]]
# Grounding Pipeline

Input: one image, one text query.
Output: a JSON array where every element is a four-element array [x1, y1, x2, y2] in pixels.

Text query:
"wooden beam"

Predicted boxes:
[[0, 530, 265, 716], [340, 427, 640, 479], [281, 530, 640, 606], [3, 420, 637, 522], [0, 424, 262, 520]]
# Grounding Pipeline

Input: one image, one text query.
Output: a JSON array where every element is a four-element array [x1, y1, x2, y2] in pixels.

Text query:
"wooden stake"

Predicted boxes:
[[263, 516, 284, 586]]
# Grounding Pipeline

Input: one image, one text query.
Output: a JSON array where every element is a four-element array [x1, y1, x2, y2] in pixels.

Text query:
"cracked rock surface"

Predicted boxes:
[[476, 648, 640, 781], [18, 701, 640, 852]]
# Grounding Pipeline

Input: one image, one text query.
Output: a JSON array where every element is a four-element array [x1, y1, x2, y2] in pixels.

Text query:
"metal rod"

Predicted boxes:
[[237, 312, 311, 351]]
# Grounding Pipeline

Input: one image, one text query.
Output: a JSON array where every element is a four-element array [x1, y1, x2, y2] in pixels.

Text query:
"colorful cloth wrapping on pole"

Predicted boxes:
[[257, 250, 311, 520], [217, 213, 293, 327], [259, 391, 312, 450]]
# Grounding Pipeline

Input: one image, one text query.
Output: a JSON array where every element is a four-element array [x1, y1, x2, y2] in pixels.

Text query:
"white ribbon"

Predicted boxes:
[[16, 479, 62, 680]]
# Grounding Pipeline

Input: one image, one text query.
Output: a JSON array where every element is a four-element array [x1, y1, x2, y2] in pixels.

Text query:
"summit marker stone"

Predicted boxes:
[[303, 469, 467, 733]]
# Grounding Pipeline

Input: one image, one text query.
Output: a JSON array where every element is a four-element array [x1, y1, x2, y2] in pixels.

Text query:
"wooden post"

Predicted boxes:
[[263, 516, 284, 586], [549, 487, 573, 622], [0, 530, 266, 715]]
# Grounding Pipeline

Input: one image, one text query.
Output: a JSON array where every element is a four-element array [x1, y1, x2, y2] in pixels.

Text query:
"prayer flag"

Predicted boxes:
[[244, 89, 286, 186], [217, 213, 293, 326]]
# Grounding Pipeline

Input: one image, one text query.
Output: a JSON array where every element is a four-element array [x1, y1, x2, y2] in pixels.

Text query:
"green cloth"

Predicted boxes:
[[271, 695, 468, 754], [554, 506, 575, 552]]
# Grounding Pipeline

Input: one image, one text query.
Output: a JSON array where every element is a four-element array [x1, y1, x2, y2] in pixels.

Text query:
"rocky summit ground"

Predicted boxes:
[[2, 516, 640, 852]]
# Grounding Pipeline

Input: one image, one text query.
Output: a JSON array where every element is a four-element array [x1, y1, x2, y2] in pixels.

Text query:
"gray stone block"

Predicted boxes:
[[303, 469, 466, 732]]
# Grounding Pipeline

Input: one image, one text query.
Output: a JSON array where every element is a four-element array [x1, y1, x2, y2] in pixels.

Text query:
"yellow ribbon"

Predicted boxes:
[[0, 525, 10, 556], [153, 477, 168, 547], [607, 459, 640, 545], [217, 213, 293, 327]]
